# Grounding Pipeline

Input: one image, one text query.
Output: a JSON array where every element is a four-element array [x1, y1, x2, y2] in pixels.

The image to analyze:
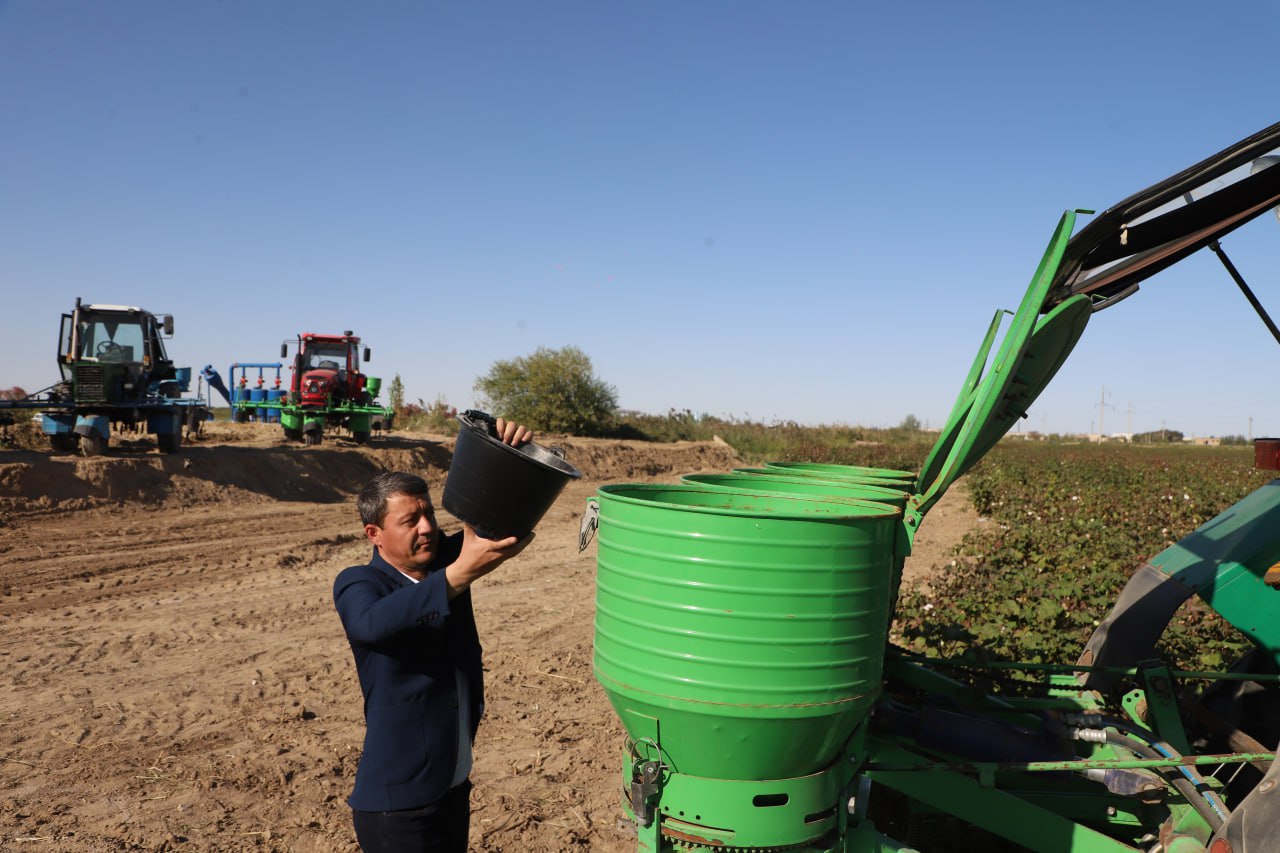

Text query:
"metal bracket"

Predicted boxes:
[[629, 759, 664, 827], [578, 498, 600, 552]]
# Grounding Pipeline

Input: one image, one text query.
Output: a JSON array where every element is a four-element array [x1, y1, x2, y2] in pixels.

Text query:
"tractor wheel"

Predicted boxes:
[[303, 431, 322, 446], [352, 431, 371, 445], [157, 432, 181, 454], [283, 428, 304, 442], [233, 408, 249, 424], [81, 431, 107, 457], [49, 433, 79, 453]]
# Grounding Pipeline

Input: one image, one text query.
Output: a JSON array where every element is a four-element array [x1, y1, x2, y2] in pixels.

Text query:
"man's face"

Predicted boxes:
[[365, 492, 440, 575]]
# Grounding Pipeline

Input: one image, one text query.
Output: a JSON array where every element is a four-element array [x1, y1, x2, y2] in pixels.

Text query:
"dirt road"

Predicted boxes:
[[0, 424, 972, 852]]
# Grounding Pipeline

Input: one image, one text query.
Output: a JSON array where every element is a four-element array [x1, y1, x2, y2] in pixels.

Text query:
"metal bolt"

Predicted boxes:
[[1260, 779, 1276, 793]]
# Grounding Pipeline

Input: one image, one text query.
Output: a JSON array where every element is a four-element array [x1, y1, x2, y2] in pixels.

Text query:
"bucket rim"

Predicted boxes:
[[726, 469, 908, 498], [681, 473, 903, 511], [455, 417, 582, 479], [762, 461, 915, 481], [675, 471, 906, 512], [596, 482, 900, 520]]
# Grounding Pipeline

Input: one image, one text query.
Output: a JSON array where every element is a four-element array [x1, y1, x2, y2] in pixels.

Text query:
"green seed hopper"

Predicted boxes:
[[586, 119, 1280, 851]]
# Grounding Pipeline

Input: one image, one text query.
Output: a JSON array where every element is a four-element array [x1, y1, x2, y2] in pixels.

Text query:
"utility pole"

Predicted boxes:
[[1249, 416, 1254, 441], [1126, 402, 1136, 435], [1095, 386, 1114, 437]]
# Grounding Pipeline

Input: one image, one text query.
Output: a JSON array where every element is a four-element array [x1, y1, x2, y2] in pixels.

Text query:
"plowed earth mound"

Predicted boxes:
[[0, 423, 972, 851]]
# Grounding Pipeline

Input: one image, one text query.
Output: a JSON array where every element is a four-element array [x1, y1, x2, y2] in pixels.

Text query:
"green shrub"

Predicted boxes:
[[474, 346, 618, 436], [395, 396, 459, 434]]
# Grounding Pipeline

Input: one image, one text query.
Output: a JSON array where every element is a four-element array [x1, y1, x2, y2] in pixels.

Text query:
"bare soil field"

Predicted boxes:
[[0, 423, 973, 852]]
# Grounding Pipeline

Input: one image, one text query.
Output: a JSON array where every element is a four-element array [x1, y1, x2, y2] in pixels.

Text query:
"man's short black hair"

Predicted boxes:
[[358, 472, 431, 527]]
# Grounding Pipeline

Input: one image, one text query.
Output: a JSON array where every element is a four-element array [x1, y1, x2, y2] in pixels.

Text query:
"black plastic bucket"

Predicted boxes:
[[442, 411, 582, 539]]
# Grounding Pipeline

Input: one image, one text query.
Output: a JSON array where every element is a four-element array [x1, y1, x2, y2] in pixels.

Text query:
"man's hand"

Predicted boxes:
[[443, 527, 535, 599], [494, 418, 532, 446]]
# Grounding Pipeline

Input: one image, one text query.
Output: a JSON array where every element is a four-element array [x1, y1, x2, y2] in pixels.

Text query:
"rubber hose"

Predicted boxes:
[[1091, 715, 1230, 823], [1105, 731, 1224, 831]]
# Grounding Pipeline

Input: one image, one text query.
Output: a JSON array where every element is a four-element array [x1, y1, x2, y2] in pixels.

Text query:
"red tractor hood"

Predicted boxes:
[[299, 368, 339, 406]]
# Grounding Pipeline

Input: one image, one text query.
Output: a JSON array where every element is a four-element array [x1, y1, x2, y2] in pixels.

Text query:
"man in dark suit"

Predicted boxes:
[[334, 419, 533, 852]]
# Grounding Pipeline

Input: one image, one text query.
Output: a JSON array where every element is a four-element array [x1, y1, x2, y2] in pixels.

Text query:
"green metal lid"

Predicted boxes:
[[911, 211, 1092, 519]]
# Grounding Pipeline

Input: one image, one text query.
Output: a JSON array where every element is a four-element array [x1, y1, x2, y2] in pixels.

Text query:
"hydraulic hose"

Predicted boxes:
[[1065, 712, 1231, 827], [1104, 731, 1224, 832], [1144, 738, 1231, 824]]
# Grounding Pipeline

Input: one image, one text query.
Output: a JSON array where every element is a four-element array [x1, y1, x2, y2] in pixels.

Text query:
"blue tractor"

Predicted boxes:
[[0, 298, 207, 455]]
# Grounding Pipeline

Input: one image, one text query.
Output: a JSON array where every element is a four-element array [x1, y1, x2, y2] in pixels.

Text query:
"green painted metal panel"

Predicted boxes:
[[683, 472, 908, 511], [763, 462, 916, 485], [913, 212, 1089, 518], [681, 472, 915, 626], [1147, 478, 1280, 652], [866, 743, 1140, 852], [639, 763, 852, 849], [735, 467, 913, 496], [914, 307, 1007, 495]]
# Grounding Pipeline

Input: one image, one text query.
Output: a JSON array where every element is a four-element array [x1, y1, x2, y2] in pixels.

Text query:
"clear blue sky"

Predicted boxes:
[[3, 1, 1278, 437]]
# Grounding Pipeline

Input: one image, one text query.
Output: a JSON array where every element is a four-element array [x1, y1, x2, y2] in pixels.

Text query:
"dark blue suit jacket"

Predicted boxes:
[[333, 534, 484, 812]]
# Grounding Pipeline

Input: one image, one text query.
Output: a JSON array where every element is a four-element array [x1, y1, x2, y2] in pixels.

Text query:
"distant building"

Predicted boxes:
[[1081, 433, 1134, 443]]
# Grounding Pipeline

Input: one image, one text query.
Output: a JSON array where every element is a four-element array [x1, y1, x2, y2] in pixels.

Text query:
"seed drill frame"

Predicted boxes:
[[590, 120, 1280, 852]]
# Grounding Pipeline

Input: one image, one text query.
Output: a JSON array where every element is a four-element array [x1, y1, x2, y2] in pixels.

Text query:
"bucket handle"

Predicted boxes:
[[464, 409, 568, 458], [460, 408, 498, 436], [462, 409, 561, 454]]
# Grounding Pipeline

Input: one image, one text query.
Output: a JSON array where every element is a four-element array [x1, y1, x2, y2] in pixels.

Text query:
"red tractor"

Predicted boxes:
[[276, 331, 391, 444]]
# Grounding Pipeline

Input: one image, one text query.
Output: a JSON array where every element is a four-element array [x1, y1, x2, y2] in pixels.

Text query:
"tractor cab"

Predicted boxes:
[[58, 300, 180, 403], [285, 332, 372, 408]]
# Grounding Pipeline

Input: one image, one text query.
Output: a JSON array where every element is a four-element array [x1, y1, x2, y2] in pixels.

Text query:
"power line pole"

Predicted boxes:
[[1095, 386, 1114, 437]]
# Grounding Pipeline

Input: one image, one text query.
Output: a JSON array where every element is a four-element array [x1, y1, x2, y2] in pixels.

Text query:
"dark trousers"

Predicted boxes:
[[352, 781, 471, 853]]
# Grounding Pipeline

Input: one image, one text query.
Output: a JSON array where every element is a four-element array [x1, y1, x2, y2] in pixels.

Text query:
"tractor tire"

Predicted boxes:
[[303, 431, 322, 446], [283, 428, 304, 442], [352, 431, 371, 445], [157, 432, 181, 454], [81, 431, 107, 457], [233, 408, 249, 424], [49, 433, 79, 453]]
